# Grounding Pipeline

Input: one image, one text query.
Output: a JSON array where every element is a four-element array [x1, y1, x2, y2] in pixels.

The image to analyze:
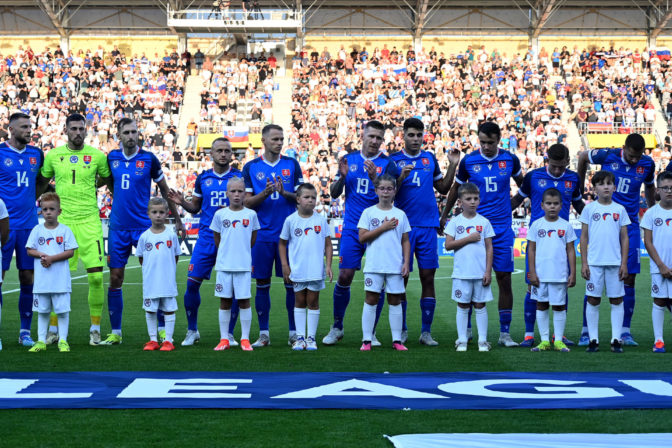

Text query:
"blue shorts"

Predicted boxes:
[[2, 229, 33, 271], [251, 240, 283, 279], [187, 230, 217, 280], [409, 227, 439, 271], [339, 228, 365, 270], [627, 223, 641, 275], [107, 229, 145, 269], [492, 228, 514, 273]]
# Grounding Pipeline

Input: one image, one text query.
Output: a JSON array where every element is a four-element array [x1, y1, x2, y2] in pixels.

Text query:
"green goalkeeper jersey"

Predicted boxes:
[[41, 144, 111, 224]]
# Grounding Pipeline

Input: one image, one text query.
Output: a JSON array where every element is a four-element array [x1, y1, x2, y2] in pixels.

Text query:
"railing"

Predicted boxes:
[[167, 7, 301, 23], [578, 121, 654, 135]]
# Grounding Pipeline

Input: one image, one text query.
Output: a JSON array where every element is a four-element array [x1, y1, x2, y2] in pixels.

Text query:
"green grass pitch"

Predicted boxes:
[[1, 256, 671, 447]]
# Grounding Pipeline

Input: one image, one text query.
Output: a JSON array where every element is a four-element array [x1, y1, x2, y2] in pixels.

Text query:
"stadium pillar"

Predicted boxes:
[[178, 34, 188, 54], [413, 36, 422, 54], [59, 36, 70, 55], [528, 34, 539, 64]]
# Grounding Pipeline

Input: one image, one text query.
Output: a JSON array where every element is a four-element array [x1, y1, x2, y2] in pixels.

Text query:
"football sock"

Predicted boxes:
[[19, 284, 33, 332], [332, 283, 350, 330], [145, 312, 158, 342], [163, 313, 175, 343], [400, 298, 407, 332], [536, 309, 550, 342], [184, 278, 202, 331], [49, 313, 58, 333], [456, 306, 469, 343], [373, 290, 385, 330], [240, 307, 252, 341], [361, 303, 376, 342], [586, 302, 600, 342], [652, 304, 665, 342], [87, 271, 104, 325], [389, 304, 402, 342], [420, 297, 436, 333], [582, 295, 589, 333], [475, 306, 488, 343], [623, 285, 635, 331], [294, 307, 306, 338], [228, 293, 239, 335], [255, 283, 271, 332], [285, 285, 296, 332], [307, 309, 320, 339], [107, 287, 123, 332], [554, 310, 567, 343], [219, 309, 231, 340], [56, 313, 69, 342], [611, 302, 624, 342], [499, 309, 512, 333], [37, 312, 49, 343], [157, 310, 165, 331], [467, 304, 473, 329], [523, 291, 536, 334]]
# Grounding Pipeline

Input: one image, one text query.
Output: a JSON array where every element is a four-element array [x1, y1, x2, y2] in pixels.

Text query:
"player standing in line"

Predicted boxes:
[[103, 117, 184, 346], [510, 143, 584, 347], [168, 137, 241, 346], [210, 177, 259, 352], [440, 122, 524, 347], [323, 120, 399, 346], [390, 118, 460, 346], [37, 113, 112, 345], [0, 112, 43, 346], [137, 198, 181, 352], [279, 183, 333, 351], [577, 134, 655, 346], [526, 188, 577, 352], [579, 171, 630, 353], [26, 193, 77, 353], [640, 171, 672, 353], [242, 124, 303, 347], [358, 175, 411, 351], [0, 198, 8, 350], [444, 183, 495, 352]]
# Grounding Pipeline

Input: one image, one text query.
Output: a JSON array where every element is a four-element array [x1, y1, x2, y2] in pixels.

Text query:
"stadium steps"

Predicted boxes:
[[649, 95, 669, 146], [176, 75, 206, 150], [271, 65, 293, 132], [561, 100, 583, 162]]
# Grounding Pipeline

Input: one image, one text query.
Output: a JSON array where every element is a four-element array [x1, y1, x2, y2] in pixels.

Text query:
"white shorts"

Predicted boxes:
[[451, 278, 494, 304], [293, 280, 325, 292], [215, 271, 251, 299], [32, 293, 70, 314], [585, 265, 625, 298], [143, 297, 178, 313], [363, 273, 405, 294], [531, 282, 567, 306], [651, 274, 672, 299]]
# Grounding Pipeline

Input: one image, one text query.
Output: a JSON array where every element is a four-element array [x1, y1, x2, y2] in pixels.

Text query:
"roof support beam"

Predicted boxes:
[[651, 6, 672, 38], [413, 0, 429, 38], [38, 0, 69, 36], [531, 0, 561, 39]]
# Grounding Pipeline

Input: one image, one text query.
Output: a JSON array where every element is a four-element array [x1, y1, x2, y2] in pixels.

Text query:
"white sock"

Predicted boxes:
[[240, 307, 252, 340], [112, 329, 122, 337], [219, 309, 231, 340], [146, 312, 158, 341], [90, 324, 100, 333], [611, 302, 624, 342], [582, 325, 588, 334], [56, 313, 69, 342], [38, 313, 50, 343], [259, 329, 269, 337], [586, 303, 600, 343], [361, 303, 376, 342], [456, 306, 469, 343], [389, 304, 402, 342], [49, 325, 58, 334], [307, 309, 320, 339], [553, 310, 567, 343], [652, 304, 665, 342], [536, 309, 550, 342], [475, 306, 488, 343], [294, 307, 307, 338], [164, 313, 175, 343], [524, 331, 534, 338], [622, 326, 630, 334]]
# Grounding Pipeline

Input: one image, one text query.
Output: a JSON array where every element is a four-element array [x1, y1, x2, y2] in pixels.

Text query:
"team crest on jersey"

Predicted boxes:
[[145, 243, 153, 251], [376, 166, 382, 174], [222, 219, 231, 228], [537, 229, 546, 238], [370, 218, 380, 228], [188, 263, 194, 273], [56, 236, 63, 244], [473, 164, 481, 173], [498, 161, 506, 169], [611, 162, 619, 170], [365, 278, 373, 287], [538, 179, 547, 187], [456, 226, 465, 234], [454, 289, 462, 298], [653, 284, 660, 294], [242, 219, 249, 227], [144, 299, 152, 308], [397, 161, 407, 168], [4, 158, 12, 167], [613, 213, 620, 221], [637, 166, 645, 175], [314, 226, 321, 233], [294, 228, 303, 237], [349, 164, 358, 172], [256, 171, 265, 180], [29, 157, 37, 165], [476, 226, 483, 232], [565, 181, 572, 189], [654, 218, 663, 226], [587, 283, 595, 292], [422, 158, 430, 166], [205, 179, 213, 187], [112, 160, 120, 168], [38, 237, 45, 245], [84, 155, 92, 164], [70, 156, 78, 163], [136, 161, 145, 169], [282, 169, 290, 177], [592, 213, 601, 221], [166, 240, 172, 248], [558, 229, 565, 237]]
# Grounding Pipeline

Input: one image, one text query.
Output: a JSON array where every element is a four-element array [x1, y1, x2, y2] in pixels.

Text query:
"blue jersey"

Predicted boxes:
[[390, 150, 442, 227], [337, 151, 399, 230], [519, 167, 582, 225], [193, 167, 242, 230], [242, 155, 303, 242], [455, 149, 522, 234], [108, 148, 164, 230], [589, 148, 655, 223], [666, 160, 672, 173], [0, 142, 43, 230]]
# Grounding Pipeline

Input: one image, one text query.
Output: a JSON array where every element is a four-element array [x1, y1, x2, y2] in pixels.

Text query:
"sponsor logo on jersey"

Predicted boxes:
[[473, 164, 481, 173], [654, 218, 663, 226], [637, 166, 645, 175], [587, 283, 595, 291], [232, 220, 248, 228], [454, 289, 462, 298], [349, 164, 358, 172], [70, 156, 78, 163], [371, 218, 380, 227], [4, 158, 12, 167], [145, 243, 153, 251], [592, 213, 601, 221], [294, 228, 303, 237], [537, 229, 546, 238], [155, 242, 164, 250], [222, 219, 231, 228], [456, 225, 465, 234], [46, 237, 55, 245], [611, 162, 619, 170], [256, 171, 265, 180], [84, 155, 92, 164], [667, 219, 672, 226], [465, 226, 478, 234], [365, 278, 373, 287], [652, 284, 660, 294], [38, 237, 45, 245], [538, 179, 547, 187], [205, 179, 213, 187]]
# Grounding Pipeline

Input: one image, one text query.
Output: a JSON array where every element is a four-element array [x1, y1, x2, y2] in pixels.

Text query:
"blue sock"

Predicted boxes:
[[255, 284, 271, 332], [107, 288, 123, 331], [184, 278, 202, 331], [0, 287, 3, 306], [623, 285, 635, 330], [523, 291, 536, 333], [467, 304, 473, 329], [286, 285, 296, 332], [19, 284, 33, 332], [401, 297, 407, 332], [499, 309, 512, 333], [373, 292, 385, 330], [158, 310, 165, 328], [582, 295, 588, 330], [332, 283, 350, 330], [228, 292, 239, 335], [420, 297, 436, 333]]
